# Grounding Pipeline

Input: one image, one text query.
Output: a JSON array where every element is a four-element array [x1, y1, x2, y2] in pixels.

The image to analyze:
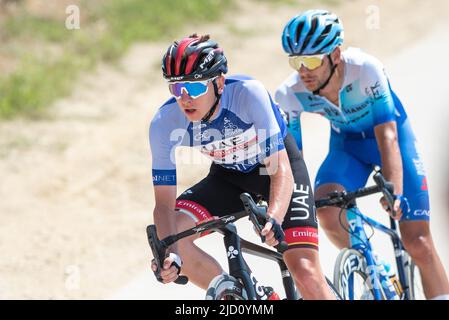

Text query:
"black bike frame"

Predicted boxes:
[[148, 209, 298, 300], [220, 222, 298, 300]]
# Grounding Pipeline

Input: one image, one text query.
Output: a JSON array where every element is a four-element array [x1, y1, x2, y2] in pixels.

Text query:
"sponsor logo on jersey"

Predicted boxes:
[[290, 183, 311, 220], [413, 157, 426, 176], [420, 177, 428, 191], [176, 200, 212, 221], [369, 81, 383, 100], [345, 83, 353, 93], [413, 210, 430, 217], [199, 127, 259, 162], [345, 101, 370, 115], [284, 227, 319, 247]]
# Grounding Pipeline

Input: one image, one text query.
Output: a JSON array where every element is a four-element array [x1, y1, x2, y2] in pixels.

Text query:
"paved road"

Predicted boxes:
[[111, 25, 449, 299]]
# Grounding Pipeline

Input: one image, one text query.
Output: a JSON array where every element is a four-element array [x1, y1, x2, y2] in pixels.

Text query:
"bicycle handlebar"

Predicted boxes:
[[240, 193, 289, 253], [372, 171, 397, 218], [146, 225, 189, 285], [146, 193, 288, 286], [315, 170, 396, 216]]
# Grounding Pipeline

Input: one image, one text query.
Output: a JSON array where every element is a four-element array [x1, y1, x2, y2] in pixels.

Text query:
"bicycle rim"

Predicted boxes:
[[334, 248, 383, 300], [326, 276, 343, 300], [205, 274, 248, 300], [407, 260, 425, 300]]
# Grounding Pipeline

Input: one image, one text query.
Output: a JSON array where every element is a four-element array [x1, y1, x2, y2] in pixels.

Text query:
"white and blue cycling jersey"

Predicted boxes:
[[275, 47, 408, 149], [275, 47, 430, 222], [150, 75, 287, 186]]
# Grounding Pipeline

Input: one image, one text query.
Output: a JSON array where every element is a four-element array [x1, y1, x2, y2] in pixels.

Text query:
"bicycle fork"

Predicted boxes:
[[221, 224, 296, 300], [222, 224, 263, 300]]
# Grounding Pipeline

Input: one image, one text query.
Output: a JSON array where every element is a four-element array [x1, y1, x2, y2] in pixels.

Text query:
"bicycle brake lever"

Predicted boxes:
[[256, 214, 289, 253], [146, 225, 188, 285], [248, 204, 266, 242], [385, 182, 398, 218], [146, 225, 164, 282], [373, 172, 397, 217], [240, 193, 288, 253]]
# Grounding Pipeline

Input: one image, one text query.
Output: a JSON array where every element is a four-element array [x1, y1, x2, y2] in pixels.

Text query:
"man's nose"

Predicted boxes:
[[180, 90, 192, 102], [298, 64, 310, 75]]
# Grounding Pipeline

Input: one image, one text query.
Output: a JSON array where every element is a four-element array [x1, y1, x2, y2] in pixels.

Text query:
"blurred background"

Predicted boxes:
[[0, 0, 448, 299]]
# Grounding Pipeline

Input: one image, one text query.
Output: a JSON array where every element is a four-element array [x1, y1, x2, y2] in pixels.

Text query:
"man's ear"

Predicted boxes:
[[331, 46, 342, 64], [217, 75, 225, 94]]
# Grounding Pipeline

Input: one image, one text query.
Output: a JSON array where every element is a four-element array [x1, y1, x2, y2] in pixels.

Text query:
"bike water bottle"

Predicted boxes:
[[382, 260, 403, 298], [372, 254, 399, 300], [388, 266, 403, 298]]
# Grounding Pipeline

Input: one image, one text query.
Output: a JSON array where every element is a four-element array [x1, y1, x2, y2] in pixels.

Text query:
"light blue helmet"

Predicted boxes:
[[282, 10, 344, 56]]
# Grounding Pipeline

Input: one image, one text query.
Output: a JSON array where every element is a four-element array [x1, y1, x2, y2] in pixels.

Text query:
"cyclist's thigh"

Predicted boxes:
[[281, 132, 321, 251], [315, 138, 372, 191], [176, 172, 245, 230], [397, 121, 430, 222]]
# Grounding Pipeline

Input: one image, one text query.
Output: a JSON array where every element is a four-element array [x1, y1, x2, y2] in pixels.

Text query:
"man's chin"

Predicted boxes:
[[304, 83, 318, 92]]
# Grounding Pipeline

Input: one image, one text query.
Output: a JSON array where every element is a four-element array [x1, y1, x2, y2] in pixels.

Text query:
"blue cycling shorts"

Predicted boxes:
[[315, 119, 430, 222]]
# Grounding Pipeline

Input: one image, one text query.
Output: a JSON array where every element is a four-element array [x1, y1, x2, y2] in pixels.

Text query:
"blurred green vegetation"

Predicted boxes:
[[257, 0, 340, 6], [0, 0, 232, 118]]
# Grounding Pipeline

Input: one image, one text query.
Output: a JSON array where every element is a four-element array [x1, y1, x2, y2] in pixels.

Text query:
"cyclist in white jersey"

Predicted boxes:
[[275, 10, 449, 299], [149, 34, 336, 299]]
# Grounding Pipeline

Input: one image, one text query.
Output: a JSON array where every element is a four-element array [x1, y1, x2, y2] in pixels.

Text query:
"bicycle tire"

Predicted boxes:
[[325, 276, 342, 300], [404, 258, 425, 300], [205, 274, 248, 300], [333, 248, 384, 300]]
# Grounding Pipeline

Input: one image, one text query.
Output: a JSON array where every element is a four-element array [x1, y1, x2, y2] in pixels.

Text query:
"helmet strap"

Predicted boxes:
[[201, 79, 221, 122], [313, 55, 338, 95]]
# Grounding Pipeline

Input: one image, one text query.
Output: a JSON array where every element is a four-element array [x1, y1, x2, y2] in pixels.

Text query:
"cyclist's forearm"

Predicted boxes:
[[153, 205, 179, 253], [375, 122, 403, 194], [265, 152, 294, 223], [381, 147, 403, 195]]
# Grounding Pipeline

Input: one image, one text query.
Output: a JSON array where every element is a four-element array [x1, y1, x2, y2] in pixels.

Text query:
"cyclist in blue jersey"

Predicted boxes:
[[276, 10, 449, 299], [149, 34, 336, 299]]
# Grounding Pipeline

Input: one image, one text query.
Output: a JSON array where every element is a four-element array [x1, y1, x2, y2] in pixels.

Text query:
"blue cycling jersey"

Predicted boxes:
[[275, 47, 430, 221], [275, 47, 407, 150], [150, 75, 287, 186]]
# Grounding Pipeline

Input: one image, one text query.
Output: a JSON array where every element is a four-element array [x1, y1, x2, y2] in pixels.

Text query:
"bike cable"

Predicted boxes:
[[338, 206, 371, 248]]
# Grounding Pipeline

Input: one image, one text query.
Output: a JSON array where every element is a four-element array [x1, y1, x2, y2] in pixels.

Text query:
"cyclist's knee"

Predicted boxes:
[[315, 183, 345, 230], [401, 221, 436, 264], [176, 208, 199, 234], [316, 206, 341, 230], [403, 233, 435, 265], [284, 249, 324, 285], [315, 183, 345, 200], [175, 214, 199, 253]]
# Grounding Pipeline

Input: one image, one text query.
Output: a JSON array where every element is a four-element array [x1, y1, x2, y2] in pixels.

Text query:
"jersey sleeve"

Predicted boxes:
[[360, 57, 396, 126], [274, 83, 304, 151], [240, 80, 286, 159], [149, 112, 177, 186]]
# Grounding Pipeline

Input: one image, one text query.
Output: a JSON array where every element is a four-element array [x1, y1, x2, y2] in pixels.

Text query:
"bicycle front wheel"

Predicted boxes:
[[333, 248, 384, 300], [205, 274, 248, 300], [405, 258, 425, 300]]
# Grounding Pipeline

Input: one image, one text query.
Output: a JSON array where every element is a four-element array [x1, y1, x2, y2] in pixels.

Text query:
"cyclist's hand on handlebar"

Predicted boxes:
[[261, 218, 283, 247], [380, 195, 410, 220], [151, 253, 183, 284]]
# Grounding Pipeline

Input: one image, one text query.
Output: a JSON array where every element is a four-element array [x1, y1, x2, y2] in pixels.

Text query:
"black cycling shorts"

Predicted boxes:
[[176, 132, 319, 250]]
